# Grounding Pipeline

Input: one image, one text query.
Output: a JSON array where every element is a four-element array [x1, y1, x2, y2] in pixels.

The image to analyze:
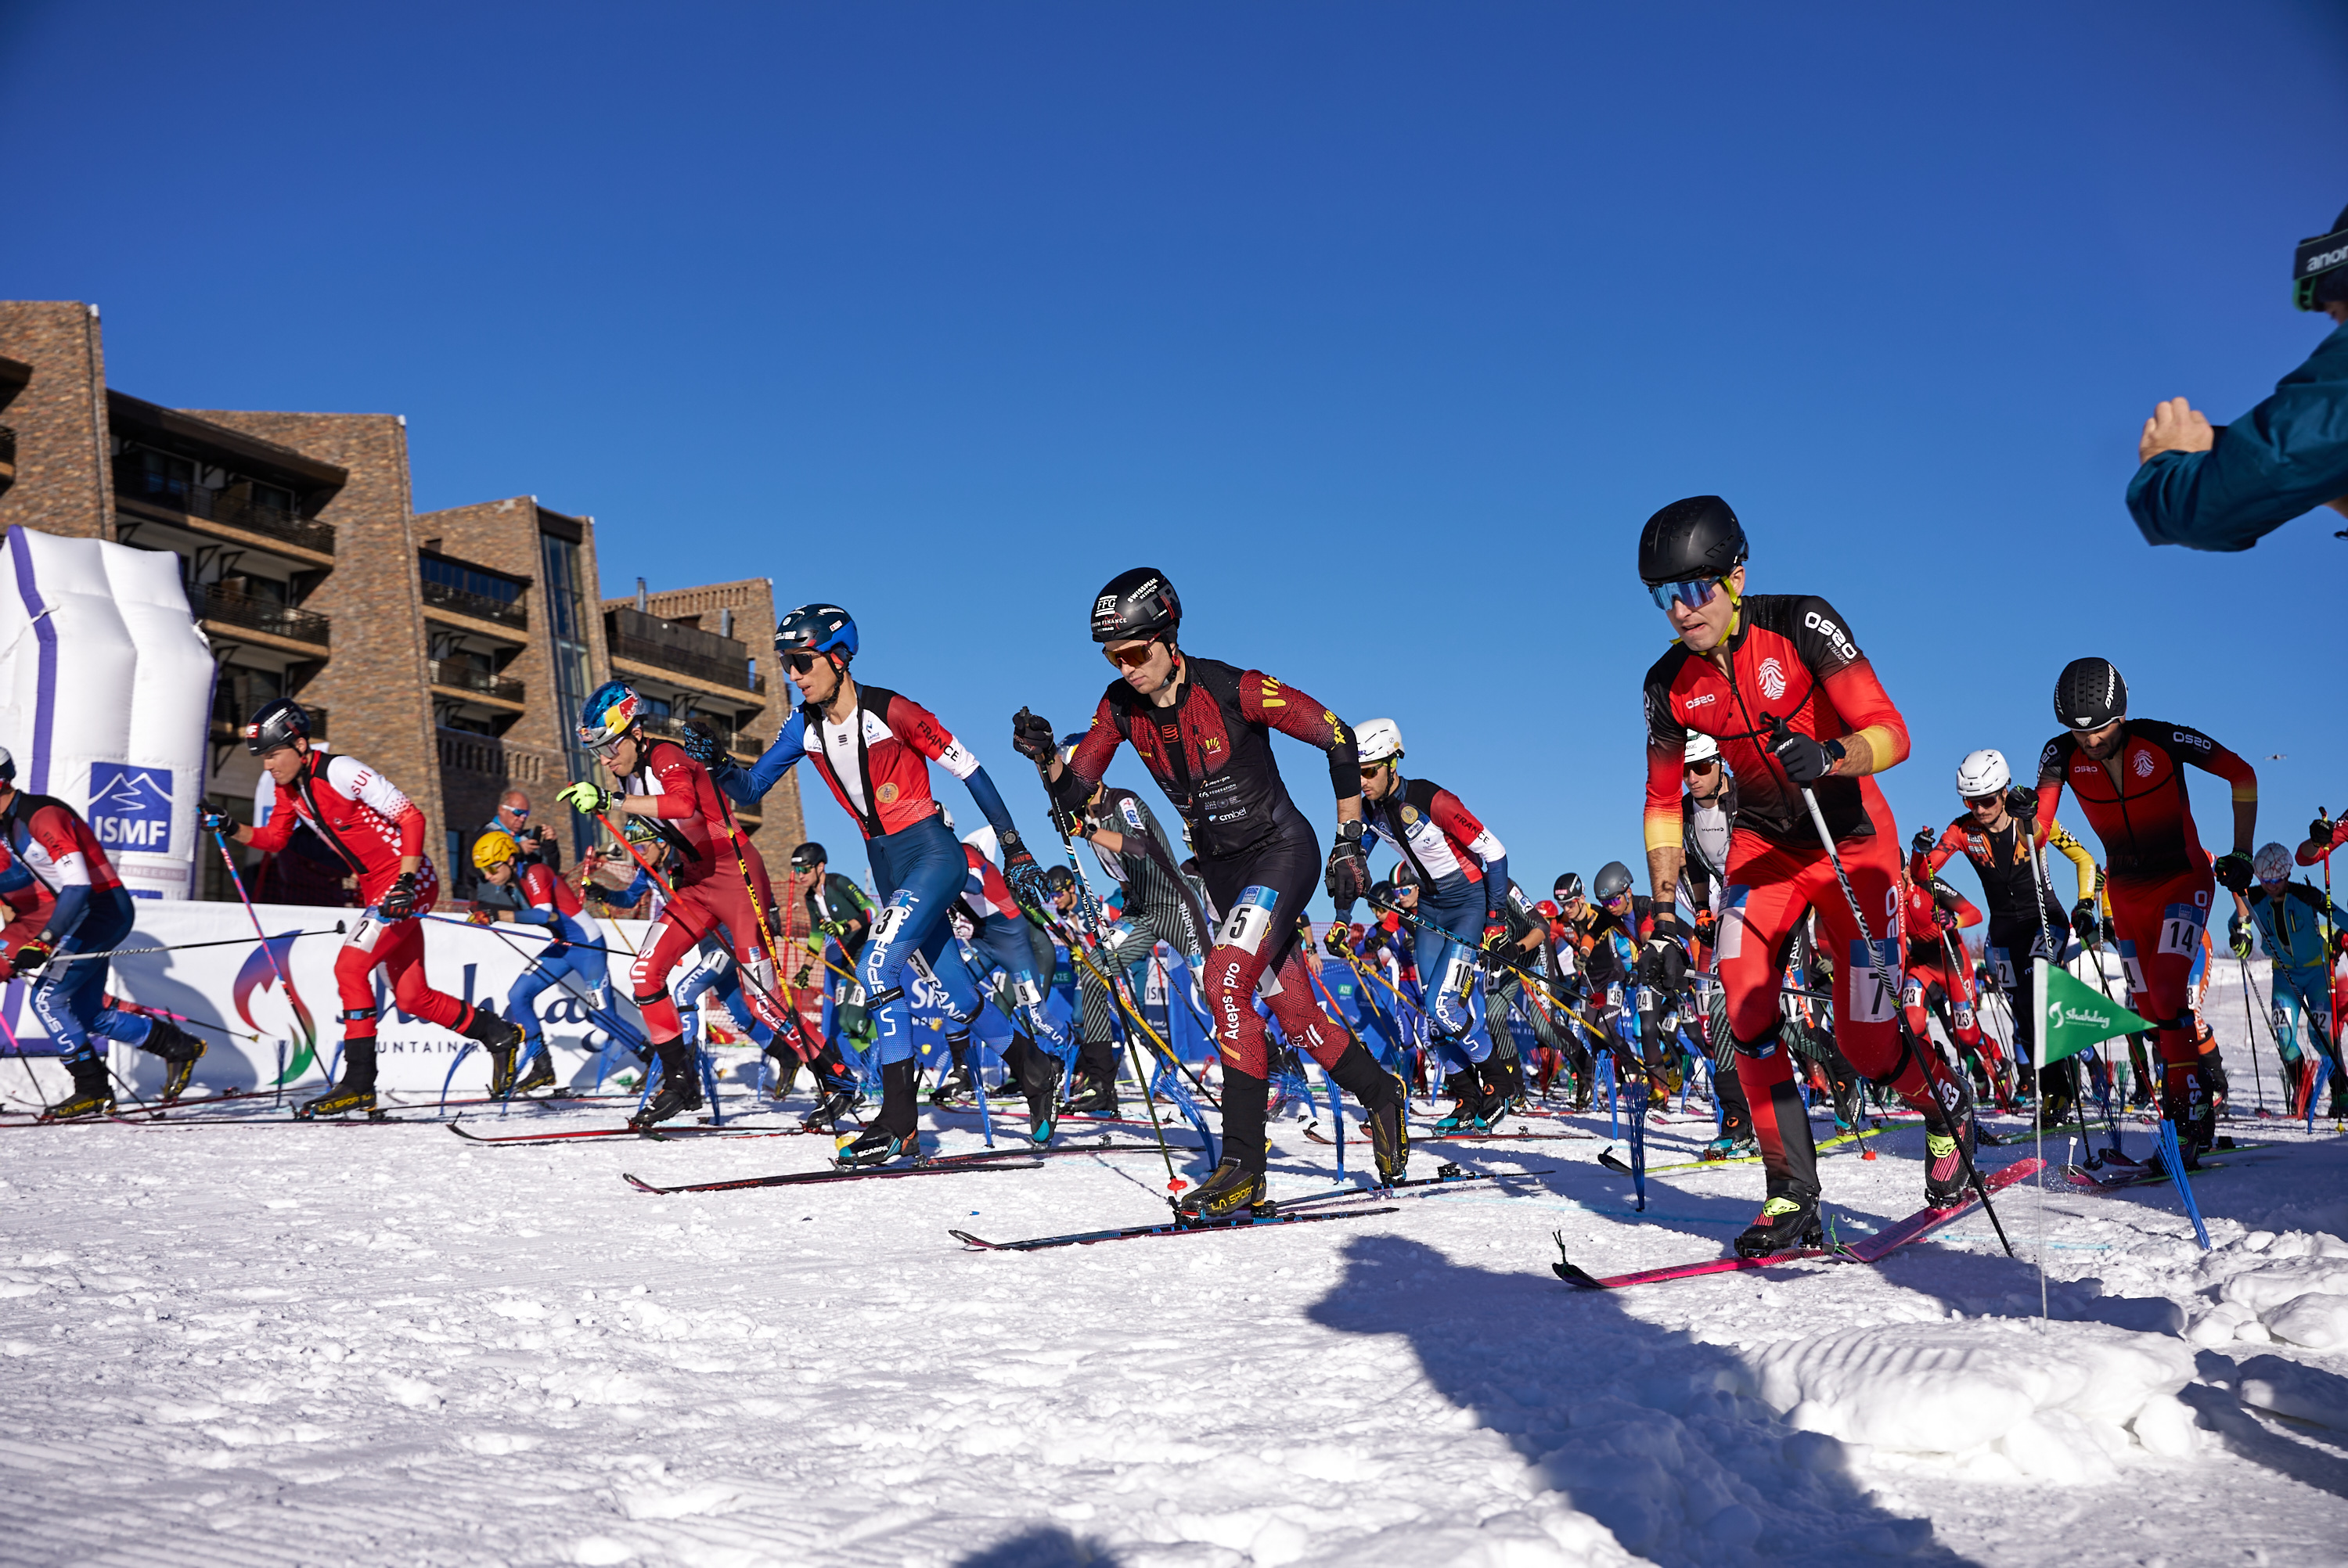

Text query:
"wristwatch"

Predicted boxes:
[[1336, 820, 1365, 847]]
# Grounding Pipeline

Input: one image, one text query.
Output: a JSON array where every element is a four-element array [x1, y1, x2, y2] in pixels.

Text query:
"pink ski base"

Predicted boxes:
[[1553, 1157, 2044, 1289]]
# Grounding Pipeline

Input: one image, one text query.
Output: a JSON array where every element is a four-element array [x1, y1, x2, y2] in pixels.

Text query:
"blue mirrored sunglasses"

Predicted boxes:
[[1648, 577, 1723, 613]]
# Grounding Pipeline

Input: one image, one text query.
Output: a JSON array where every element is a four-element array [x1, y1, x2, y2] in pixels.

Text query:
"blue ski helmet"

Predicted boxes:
[[776, 603, 856, 662], [577, 680, 644, 754]]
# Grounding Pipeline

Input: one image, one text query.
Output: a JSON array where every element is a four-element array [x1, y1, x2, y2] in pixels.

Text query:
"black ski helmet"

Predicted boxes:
[[2053, 657, 2127, 732], [243, 697, 312, 756], [2293, 201, 2348, 311], [1594, 861, 1634, 901], [1045, 865, 1077, 893], [0, 746, 13, 784], [790, 841, 826, 871], [776, 603, 856, 662], [1638, 496, 1747, 588], [1091, 568, 1180, 645], [1554, 871, 1583, 901]]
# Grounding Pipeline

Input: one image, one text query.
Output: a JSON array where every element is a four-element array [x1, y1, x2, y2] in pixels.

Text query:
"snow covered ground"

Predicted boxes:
[[4, 1012, 2346, 1567]]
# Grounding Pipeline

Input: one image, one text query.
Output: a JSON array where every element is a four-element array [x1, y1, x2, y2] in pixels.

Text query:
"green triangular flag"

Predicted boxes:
[[2036, 957, 2152, 1069]]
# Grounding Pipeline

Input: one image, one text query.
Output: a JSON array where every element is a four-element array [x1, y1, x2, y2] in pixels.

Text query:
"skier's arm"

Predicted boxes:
[[2127, 332, 2348, 552], [1239, 671, 1362, 822], [2178, 725, 2259, 856], [242, 780, 299, 854], [1910, 821, 1962, 885], [326, 757, 426, 873], [23, 807, 92, 940], [2033, 739, 2068, 847], [510, 865, 561, 927], [885, 693, 1025, 849], [2048, 822, 2100, 905], [729, 712, 809, 807], [1428, 788, 1509, 921]]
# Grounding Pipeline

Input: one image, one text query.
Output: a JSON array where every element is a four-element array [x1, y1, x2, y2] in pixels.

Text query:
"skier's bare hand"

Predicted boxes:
[[2138, 397, 2213, 464]]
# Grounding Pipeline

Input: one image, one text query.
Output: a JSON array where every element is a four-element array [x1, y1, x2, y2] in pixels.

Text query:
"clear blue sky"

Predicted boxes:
[[7, 2, 2347, 911]]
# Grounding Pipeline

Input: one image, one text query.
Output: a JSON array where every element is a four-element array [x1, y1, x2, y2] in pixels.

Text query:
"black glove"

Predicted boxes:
[[2069, 899, 2099, 938], [1772, 729, 1836, 786], [380, 872, 420, 919], [2213, 849, 2254, 892], [1910, 825, 1937, 856], [1325, 838, 1371, 904], [12, 934, 54, 979], [2004, 785, 2038, 822], [679, 721, 726, 768], [1322, 925, 1352, 960], [2227, 916, 2251, 958], [200, 807, 235, 836], [1636, 938, 1687, 991], [1011, 708, 1057, 764], [2312, 816, 2335, 847], [1481, 918, 1511, 952]]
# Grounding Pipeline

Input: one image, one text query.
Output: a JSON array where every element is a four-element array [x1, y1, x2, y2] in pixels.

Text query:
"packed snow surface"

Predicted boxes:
[[4, 1032, 2346, 1566]]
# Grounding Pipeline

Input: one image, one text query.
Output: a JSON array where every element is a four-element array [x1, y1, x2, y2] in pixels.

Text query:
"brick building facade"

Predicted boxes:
[[0, 299, 805, 904]]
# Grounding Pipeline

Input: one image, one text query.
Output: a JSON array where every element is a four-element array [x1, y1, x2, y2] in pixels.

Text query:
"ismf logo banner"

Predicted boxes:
[[88, 763, 173, 852]]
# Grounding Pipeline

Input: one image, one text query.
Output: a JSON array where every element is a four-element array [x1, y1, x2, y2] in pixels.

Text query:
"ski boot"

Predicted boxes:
[[1364, 1092, 1409, 1186], [931, 1056, 976, 1108], [1061, 1066, 1121, 1119], [463, 1005, 524, 1096], [296, 1041, 380, 1120], [1174, 1158, 1267, 1223], [763, 1044, 801, 1100], [1698, 1131, 1758, 1163], [801, 1079, 861, 1131], [1734, 1189, 1823, 1257], [140, 1018, 206, 1102], [38, 1056, 114, 1121], [2036, 1062, 2077, 1133], [1922, 1069, 1979, 1209], [1431, 1073, 1490, 1134], [1017, 1041, 1062, 1148], [510, 1045, 557, 1095], [630, 1043, 704, 1129], [2159, 1063, 2215, 1168], [839, 1059, 919, 1167]]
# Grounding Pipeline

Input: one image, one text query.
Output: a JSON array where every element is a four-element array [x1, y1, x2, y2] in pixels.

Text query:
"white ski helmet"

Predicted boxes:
[[1683, 732, 1720, 766], [1954, 749, 2011, 798], [2253, 842, 2294, 883], [1356, 717, 1404, 766]]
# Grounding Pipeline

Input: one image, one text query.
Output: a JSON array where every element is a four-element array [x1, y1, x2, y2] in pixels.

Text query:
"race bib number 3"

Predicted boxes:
[[1216, 885, 1280, 957]]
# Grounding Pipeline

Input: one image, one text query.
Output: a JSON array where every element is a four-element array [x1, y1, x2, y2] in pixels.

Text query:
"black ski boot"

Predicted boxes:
[[763, 1043, 801, 1101], [510, 1044, 557, 1095], [1478, 1048, 1525, 1124], [1920, 1063, 1979, 1209], [838, 1059, 919, 1167], [1013, 1037, 1062, 1147], [1431, 1072, 1489, 1134], [931, 1035, 977, 1107], [139, 1018, 206, 1102], [2036, 1059, 2078, 1132], [1062, 1066, 1121, 1118], [1325, 1041, 1410, 1186], [1734, 1189, 1824, 1257], [297, 1041, 380, 1120], [2160, 1063, 2215, 1167], [39, 1056, 114, 1120], [1175, 1158, 1268, 1222], [631, 1041, 704, 1129], [461, 1004, 524, 1096]]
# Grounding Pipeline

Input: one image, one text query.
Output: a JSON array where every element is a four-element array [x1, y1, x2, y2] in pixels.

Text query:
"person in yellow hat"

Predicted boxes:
[[471, 829, 614, 1095]]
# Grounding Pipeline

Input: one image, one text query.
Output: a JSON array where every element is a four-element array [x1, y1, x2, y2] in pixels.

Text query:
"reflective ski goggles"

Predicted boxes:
[[1102, 640, 1157, 670], [783, 652, 823, 674], [1648, 576, 1725, 614]]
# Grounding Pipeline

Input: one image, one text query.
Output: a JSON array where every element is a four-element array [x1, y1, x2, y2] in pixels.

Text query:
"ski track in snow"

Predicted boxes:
[[2, 1019, 2346, 1567]]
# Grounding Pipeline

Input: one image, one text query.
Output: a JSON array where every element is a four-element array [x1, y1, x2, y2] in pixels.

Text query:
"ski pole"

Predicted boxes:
[[417, 911, 635, 956], [45, 923, 348, 965], [2235, 954, 2270, 1115], [1769, 725, 2013, 1258], [208, 825, 314, 1106], [1365, 894, 1615, 1038]]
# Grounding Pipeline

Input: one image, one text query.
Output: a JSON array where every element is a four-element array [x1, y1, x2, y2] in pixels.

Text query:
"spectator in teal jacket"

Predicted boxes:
[[2129, 203, 2348, 552]]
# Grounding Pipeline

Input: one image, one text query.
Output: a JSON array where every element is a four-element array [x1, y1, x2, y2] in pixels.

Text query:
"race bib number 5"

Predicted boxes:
[[1215, 885, 1280, 957]]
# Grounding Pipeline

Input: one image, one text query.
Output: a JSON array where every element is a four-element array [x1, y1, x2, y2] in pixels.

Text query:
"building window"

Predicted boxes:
[[420, 552, 524, 606], [540, 528, 596, 856]]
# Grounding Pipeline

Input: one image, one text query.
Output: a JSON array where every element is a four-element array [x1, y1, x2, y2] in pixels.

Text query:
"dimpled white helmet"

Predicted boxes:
[[1684, 732, 1720, 765], [1356, 717, 1404, 766], [1954, 749, 2010, 798], [2253, 842, 2294, 883]]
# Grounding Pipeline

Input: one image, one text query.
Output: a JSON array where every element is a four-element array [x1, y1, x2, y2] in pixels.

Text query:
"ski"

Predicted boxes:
[[1599, 1124, 1882, 1176], [446, 1118, 823, 1145], [2062, 1145, 2265, 1192], [1551, 1157, 2045, 1290], [108, 1111, 450, 1127], [950, 1203, 1400, 1252], [1416, 1127, 1597, 1143], [1276, 1163, 1554, 1211], [625, 1157, 1044, 1194]]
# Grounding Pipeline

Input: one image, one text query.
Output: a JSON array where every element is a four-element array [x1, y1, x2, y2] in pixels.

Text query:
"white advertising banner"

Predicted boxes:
[[2, 900, 657, 1101]]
